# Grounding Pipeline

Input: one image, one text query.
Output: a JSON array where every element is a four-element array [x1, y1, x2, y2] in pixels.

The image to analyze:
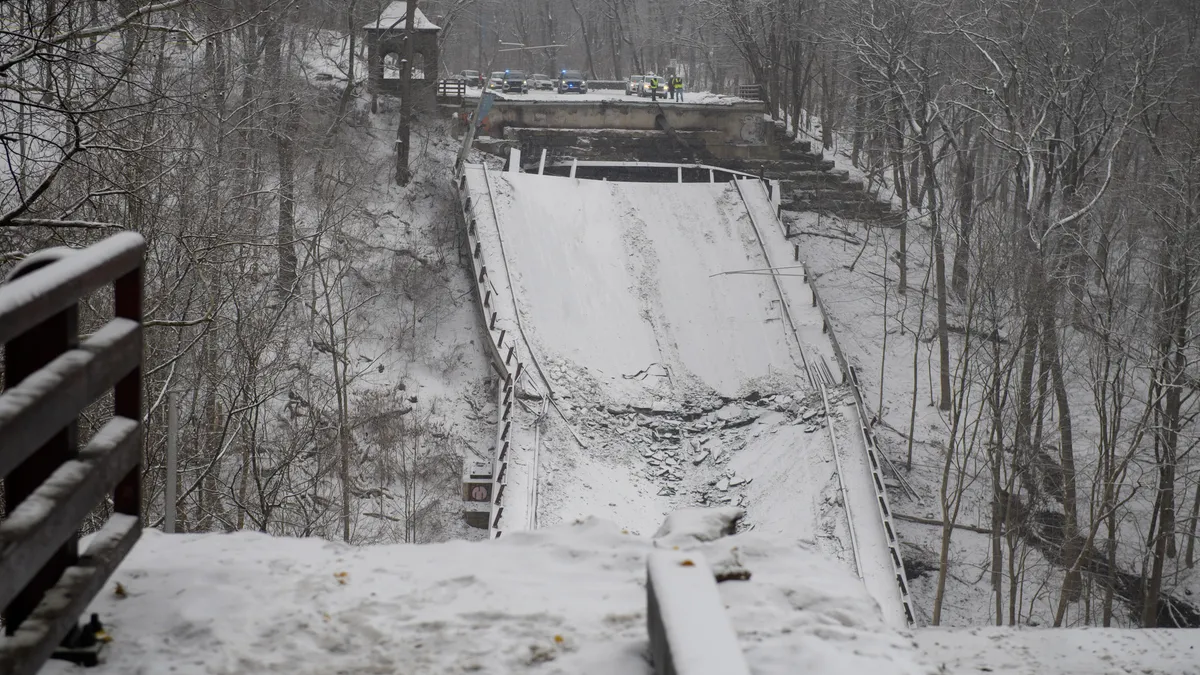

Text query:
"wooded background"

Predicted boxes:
[[2, 0, 1199, 629]]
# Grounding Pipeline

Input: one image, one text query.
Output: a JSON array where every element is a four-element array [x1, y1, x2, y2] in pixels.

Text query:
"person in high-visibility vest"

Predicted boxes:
[[673, 76, 685, 102], [649, 76, 660, 102]]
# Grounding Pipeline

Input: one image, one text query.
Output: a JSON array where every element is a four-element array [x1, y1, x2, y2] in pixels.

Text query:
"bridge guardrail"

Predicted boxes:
[[456, 170, 522, 539], [587, 79, 626, 90], [0, 233, 146, 673], [437, 78, 467, 104], [736, 84, 763, 100], [752, 179, 916, 626]]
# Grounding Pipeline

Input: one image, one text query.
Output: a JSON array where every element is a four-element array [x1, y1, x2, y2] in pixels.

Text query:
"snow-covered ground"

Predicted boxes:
[[34, 515, 1200, 675], [38, 512, 930, 675]]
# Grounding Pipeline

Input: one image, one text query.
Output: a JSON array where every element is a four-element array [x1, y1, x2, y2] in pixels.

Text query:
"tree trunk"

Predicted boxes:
[[1186, 481, 1200, 568], [1143, 250, 1190, 626], [921, 139, 952, 411], [275, 105, 298, 296], [568, 0, 598, 78], [890, 99, 908, 294], [395, 0, 419, 185], [952, 127, 975, 298], [1044, 300, 1082, 617]]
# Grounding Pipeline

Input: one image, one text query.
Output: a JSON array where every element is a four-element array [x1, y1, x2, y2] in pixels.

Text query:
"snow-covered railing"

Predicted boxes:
[[841, 365, 915, 625], [809, 272, 915, 625], [646, 550, 751, 675], [753, 179, 916, 626], [455, 170, 522, 539], [537, 160, 764, 182], [0, 233, 146, 673], [736, 84, 763, 100], [436, 78, 467, 104]]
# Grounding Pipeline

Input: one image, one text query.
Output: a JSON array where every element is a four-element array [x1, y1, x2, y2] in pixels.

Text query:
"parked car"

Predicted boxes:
[[457, 69, 484, 87], [529, 73, 555, 90], [502, 69, 529, 93], [638, 74, 668, 97], [557, 69, 588, 94], [625, 75, 644, 95], [487, 71, 505, 90]]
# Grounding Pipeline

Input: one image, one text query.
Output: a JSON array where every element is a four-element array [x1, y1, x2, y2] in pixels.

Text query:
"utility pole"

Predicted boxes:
[[395, 0, 419, 185]]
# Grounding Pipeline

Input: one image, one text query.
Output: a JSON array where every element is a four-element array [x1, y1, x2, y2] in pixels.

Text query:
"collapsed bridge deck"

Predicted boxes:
[[459, 163, 913, 627]]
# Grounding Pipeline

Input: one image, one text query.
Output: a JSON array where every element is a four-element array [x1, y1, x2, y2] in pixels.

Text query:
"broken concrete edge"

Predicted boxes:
[[646, 549, 752, 675]]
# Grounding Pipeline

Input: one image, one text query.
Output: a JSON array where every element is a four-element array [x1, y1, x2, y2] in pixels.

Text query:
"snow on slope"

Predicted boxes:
[[40, 516, 935, 675], [472, 171, 806, 399], [915, 626, 1200, 674]]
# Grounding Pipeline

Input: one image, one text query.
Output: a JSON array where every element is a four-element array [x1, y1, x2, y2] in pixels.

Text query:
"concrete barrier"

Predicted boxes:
[[647, 550, 750, 675]]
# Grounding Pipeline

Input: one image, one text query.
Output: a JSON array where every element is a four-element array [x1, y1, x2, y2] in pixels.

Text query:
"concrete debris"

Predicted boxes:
[[716, 478, 730, 491], [716, 404, 743, 421], [692, 451, 710, 466]]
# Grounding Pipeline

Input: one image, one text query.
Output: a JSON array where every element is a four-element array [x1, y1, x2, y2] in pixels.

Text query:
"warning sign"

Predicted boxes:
[[464, 482, 492, 502]]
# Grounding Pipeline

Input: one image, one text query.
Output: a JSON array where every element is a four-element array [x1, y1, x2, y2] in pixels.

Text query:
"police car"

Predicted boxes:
[[502, 70, 529, 93], [638, 74, 668, 97], [558, 69, 588, 94]]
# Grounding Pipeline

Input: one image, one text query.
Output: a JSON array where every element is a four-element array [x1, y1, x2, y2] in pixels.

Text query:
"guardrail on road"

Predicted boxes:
[[751, 178, 916, 626]]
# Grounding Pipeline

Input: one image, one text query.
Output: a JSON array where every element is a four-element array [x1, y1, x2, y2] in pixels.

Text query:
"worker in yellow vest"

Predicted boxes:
[[649, 75, 660, 102]]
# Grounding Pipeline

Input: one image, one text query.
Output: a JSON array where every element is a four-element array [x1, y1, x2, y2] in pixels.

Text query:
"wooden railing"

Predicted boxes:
[[736, 84, 763, 100], [0, 232, 145, 674], [437, 78, 467, 103]]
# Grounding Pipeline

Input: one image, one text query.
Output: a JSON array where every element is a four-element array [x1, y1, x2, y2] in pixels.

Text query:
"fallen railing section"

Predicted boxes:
[[456, 169, 523, 539], [646, 550, 751, 675], [0, 233, 146, 673]]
